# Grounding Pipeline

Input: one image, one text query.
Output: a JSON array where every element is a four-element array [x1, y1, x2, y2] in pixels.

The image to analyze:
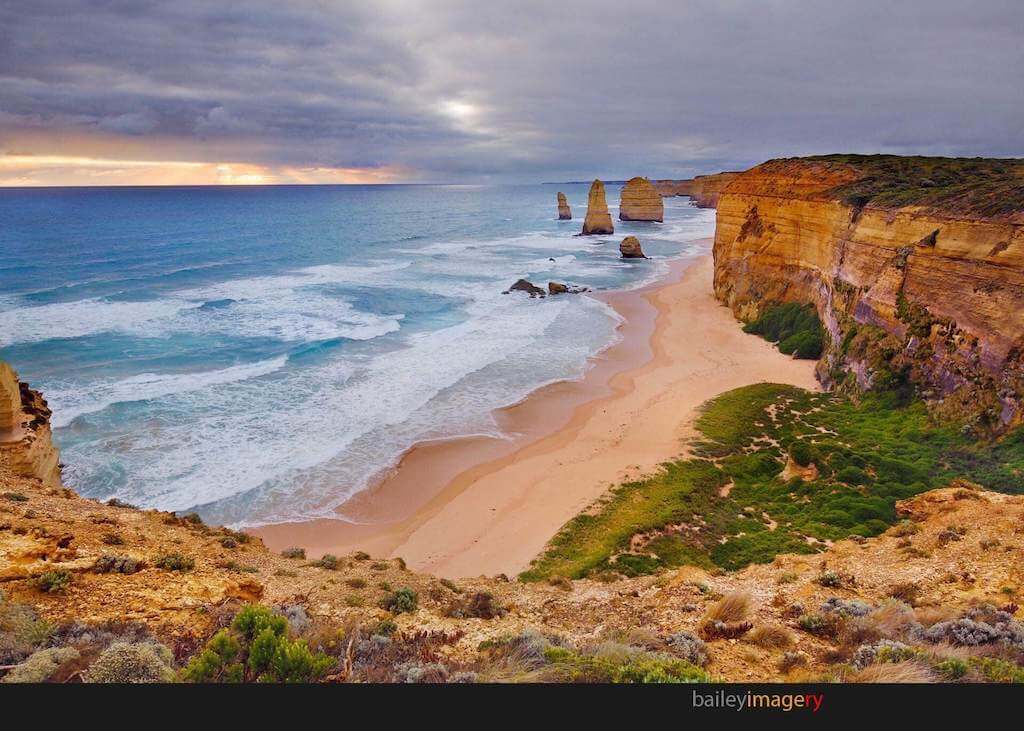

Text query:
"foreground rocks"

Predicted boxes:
[[619, 177, 663, 222], [619, 236, 646, 259], [581, 179, 614, 235], [557, 192, 571, 220]]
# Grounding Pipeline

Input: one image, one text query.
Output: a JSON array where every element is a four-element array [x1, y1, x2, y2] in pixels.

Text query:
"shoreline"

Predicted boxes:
[[253, 245, 820, 577]]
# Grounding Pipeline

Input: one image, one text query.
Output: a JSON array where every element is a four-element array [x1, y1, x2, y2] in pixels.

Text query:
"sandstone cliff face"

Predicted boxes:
[[0, 361, 61, 486], [713, 157, 1024, 429], [618, 177, 663, 221], [557, 191, 572, 220], [581, 179, 614, 235]]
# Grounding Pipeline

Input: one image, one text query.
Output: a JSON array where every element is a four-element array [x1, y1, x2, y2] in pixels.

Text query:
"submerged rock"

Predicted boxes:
[[619, 236, 646, 259], [581, 180, 614, 235], [503, 278, 546, 297], [557, 192, 572, 220], [619, 177, 664, 222]]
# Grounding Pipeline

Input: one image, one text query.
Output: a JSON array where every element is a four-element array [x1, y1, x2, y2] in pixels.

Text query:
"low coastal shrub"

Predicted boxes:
[[182, 604, 333, 683], [153, 553, 194, 572], [521, 382, 1024, 581], [743, 303, 825, 360], [85, 641, 176, 683], [383, 587, 418, 614], [36, 570, 71, 593]]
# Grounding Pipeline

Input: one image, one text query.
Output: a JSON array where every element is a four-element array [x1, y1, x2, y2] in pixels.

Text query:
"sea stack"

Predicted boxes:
[[619, 177, 664, 222], [619, 236, 646, 259], [557, 192, 572, 220], [581, 179, 614, 235]]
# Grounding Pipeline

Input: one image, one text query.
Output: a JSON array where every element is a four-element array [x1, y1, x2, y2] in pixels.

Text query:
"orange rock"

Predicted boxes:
[[581, 180, 614, 235], [619, 236, 646, 259], [557, 192, 571, 220], [619, 177, 663, 222]]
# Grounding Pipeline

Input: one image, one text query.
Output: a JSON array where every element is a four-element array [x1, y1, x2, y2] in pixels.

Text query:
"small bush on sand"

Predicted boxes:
[[703, 590, 751, 624], [312, 554, 339, 570], [281, 547, 305, 560]]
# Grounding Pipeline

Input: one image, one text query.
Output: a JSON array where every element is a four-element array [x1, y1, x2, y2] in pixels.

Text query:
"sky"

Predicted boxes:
[[1, 0, 1022, 186]]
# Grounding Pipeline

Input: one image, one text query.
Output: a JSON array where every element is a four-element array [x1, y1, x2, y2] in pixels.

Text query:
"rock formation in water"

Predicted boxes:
[[619, 236, 646, 259], [712, 155, 1024, 430], [557, 192, 572, 220], [504, 278, 546, 297], [0, 361, 61, 486], [618, 177, 663, 222], [581, 180, 614, 235], [548, 282, 589, 295]]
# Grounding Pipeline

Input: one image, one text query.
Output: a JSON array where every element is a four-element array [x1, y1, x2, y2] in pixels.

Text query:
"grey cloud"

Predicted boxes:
[[0, 0, 1021, 181]]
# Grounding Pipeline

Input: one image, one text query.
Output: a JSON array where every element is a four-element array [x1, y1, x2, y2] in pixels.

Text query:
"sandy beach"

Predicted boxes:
[[255, 244, 820, 577]]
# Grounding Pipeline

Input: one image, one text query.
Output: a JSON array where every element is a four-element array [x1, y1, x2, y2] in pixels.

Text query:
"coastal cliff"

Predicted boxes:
[[655, 171, 743, 207], [0, 362, 61, 486], [713, 155, 1024, 430]]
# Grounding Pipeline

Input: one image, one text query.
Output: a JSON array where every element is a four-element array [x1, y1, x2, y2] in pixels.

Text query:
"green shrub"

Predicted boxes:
[[935, 658, 968, 680], [743, 303, 824, 359], [182, 604, 333, 683], [542, 646, 709, 683], [312, 554, 339, 570], [383, 587, 418, 614], [1, 492, 28, 502], [36, 570, 71, 593], [85, 641, 176, 683], [281, 547, 306, 560], [153, 553, 194, 572]]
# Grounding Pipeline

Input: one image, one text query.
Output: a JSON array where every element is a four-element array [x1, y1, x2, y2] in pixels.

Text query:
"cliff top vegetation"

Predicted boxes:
[[776, 154, 1024, 219]]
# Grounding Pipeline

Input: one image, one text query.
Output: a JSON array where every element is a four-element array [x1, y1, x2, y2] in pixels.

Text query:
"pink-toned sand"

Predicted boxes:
[[254, 247, 819, 578]]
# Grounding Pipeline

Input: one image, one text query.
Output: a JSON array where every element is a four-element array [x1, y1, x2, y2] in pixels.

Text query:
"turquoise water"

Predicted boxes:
[[0, 184, 714, 525]]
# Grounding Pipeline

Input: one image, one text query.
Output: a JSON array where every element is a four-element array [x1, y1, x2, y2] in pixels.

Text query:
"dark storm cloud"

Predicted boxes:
[[1, 0, 1022, 181]]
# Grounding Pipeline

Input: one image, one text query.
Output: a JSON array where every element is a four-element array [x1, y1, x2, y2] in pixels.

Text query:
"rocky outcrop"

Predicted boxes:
[[618, 177, 663, 222], [548, 282, 589, 295], [654, 172, 744, 207], [0, 361, 61, 486], [619, 236, 646, 259], [713, 155, 1024, 430], [557, 192, 572, 220], [504, 278, 546, 297], [581, 180, 614, 235]]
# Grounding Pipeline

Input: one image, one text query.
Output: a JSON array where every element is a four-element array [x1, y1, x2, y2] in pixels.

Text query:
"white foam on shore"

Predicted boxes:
[[48, 356, 289, 428]]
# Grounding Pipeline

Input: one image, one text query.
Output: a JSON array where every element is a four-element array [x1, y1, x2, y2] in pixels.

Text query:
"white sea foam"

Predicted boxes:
[[48, 356, 289, 428]]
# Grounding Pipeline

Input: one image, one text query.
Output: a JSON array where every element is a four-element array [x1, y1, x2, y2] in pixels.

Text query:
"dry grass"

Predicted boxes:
[[747, 624, 795, 650], [703, 590, 752, 624], [851, 661, 934, 683]]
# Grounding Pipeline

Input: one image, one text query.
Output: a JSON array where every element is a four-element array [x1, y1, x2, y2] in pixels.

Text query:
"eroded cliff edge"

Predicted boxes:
[[713, 155, 1024, 431]]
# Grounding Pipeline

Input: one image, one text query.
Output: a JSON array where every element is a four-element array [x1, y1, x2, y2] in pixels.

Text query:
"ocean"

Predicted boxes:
[[0, 183, 714, 526]]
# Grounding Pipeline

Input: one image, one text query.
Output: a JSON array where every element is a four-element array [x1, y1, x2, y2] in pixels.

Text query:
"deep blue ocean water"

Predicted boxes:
[[0, 184, 714, 525]]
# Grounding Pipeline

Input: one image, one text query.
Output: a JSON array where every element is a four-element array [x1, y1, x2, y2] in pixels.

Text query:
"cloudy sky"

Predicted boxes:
[[1, 0, 1022, 186]]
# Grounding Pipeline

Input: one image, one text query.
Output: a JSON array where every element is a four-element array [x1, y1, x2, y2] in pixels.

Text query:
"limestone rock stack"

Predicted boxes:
[[581, 180, 614, 235], [619, 177, 664, 222], [557, 192, 572, 220], [619, 236, 646, 258]]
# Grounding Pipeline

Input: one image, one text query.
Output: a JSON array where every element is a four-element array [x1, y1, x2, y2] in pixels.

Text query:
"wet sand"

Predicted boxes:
[[254, 246, 819, 577]]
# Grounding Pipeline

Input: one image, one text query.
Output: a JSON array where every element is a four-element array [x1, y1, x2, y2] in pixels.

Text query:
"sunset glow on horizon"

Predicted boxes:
[[0, 153, 408, 187]]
